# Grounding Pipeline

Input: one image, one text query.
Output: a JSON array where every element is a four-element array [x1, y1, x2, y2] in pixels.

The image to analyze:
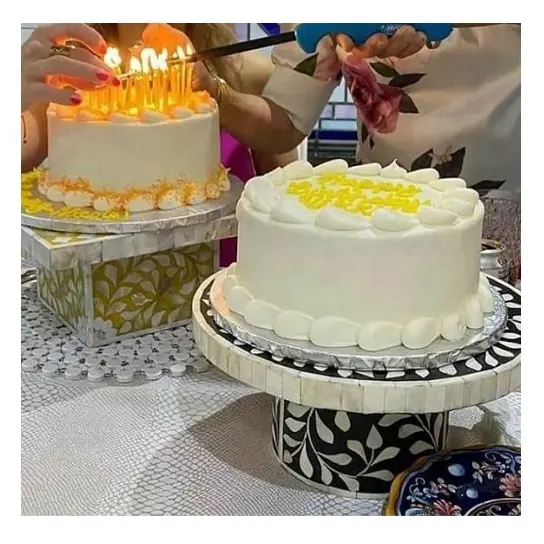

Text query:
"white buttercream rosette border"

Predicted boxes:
[[222, 264, 495, 352]]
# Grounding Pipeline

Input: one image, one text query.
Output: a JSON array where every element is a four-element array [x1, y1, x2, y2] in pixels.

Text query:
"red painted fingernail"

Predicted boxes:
[[112, 78, 121, 87], [96, 70, 110, 81], [99, 43, 108, 54], [70, 94, 82, 106]]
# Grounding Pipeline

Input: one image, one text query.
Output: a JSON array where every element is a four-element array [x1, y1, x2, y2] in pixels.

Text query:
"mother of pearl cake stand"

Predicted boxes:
[[193, 272, 521, 498]]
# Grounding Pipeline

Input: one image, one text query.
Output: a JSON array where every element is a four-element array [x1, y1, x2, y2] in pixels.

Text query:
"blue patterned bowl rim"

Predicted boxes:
[[384, 444, 521, 516]]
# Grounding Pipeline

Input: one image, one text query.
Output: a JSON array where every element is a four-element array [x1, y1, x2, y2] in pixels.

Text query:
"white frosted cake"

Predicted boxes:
[[223, 159, 494, 351], [39, 47, 229, 213]]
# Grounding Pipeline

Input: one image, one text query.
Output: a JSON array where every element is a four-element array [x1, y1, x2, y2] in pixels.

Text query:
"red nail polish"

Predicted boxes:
[[70, 94, 82, 106], [96, 70, 110, 81], [112, 78, 121, 87]]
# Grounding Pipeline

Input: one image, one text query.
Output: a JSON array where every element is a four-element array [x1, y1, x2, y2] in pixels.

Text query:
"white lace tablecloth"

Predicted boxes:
[[21, 270, 521, 516]]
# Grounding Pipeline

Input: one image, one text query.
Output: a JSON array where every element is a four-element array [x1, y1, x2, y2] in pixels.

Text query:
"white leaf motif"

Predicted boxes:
[[108, 301, 126, 314], [285, 418, 306, 433], [373, 447, 400, 465], [493, 346, 513, 358], [283, 451, 293, 464], [366, 425, 383, 450], [299, 445, 314, 478], [283, 435, 301, 448], [316, 413, 335, 444], [124, 272, 143, 284], [94, 298, 104, 315], [334, 411, 351, 432], [409, 440, 434, 455], [365, 470, 395, 482], [339, 474, 359, 492], [433, 414, 444, 443], [154, 254, 171, 267], [398, 424, 423, 439], [119, 322, 132, 335], [103, 264, 117, 284], [379, 414, 411, 427], [151, 310, 166, 327], [321, 464, 333, 485], [499, 341, 521, 349], [110, 286, 132, 302], [322, 453, 352, 466], [347, 440, 368, 464], [140, 281, 155, 295], [121, 309, 142, 320], [287, 403, 311, 419], [95, 280, 110, 298]]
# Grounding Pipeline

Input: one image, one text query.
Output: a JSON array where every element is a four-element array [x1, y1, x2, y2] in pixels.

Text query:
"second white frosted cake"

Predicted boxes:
[[223, 159, 493, 352]]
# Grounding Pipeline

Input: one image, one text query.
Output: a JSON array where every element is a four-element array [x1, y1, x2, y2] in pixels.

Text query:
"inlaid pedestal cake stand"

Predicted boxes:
[[193, 272, 521, 498]]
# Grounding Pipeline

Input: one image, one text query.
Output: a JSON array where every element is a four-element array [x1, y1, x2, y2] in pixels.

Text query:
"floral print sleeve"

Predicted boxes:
[[262, 25, 340, 135]]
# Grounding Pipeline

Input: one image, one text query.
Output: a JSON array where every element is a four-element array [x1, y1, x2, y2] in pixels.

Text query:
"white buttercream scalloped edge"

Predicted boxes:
[[222, 275, 494, 351], [42, 183, 212, 213]]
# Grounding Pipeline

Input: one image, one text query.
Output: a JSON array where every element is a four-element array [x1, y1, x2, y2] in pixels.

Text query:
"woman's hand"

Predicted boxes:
[[21, 23, 117, 113], [336, 25, 426, 60]]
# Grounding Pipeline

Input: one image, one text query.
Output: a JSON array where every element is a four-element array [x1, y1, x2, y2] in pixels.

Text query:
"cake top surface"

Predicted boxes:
[[239, 159, 482, 234]]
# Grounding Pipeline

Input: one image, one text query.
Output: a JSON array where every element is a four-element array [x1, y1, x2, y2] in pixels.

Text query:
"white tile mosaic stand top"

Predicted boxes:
[[21, 215, 237, 271], [192, 272, 521, 498]]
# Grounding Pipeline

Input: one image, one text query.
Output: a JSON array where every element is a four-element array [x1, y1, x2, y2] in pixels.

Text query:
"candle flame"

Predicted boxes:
[[77, 43, 206, 119], [104, 47, 122, 70], [129, 56, 142, 73]]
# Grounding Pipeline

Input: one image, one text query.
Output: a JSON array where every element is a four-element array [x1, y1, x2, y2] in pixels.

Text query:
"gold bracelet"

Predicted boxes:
[[21, 113, 28, 145], [213, 75, 231, 109]]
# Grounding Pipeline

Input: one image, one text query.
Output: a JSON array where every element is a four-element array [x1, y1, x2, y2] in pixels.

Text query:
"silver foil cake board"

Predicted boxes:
[[209, 271, 508, 371], [21, 175, 243, 235], [21, 214, 237, 270]]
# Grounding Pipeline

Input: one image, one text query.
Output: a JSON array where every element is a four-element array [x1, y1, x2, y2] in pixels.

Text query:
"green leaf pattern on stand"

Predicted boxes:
[[91, 243, 214, 338], [37, 267, 85, 329]]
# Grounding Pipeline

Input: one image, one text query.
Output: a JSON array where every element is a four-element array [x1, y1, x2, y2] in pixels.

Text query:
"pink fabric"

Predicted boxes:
[[219, 131, 256, 267]]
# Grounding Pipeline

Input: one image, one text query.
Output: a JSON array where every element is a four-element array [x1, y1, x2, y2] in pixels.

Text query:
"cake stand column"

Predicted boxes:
[[272, 401, 449, 497]]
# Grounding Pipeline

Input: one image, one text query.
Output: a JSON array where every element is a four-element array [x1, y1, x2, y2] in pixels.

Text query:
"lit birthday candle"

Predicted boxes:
[[176, 46, 186, 104], [157, 49, 169, 112], [185, 43, 194, 101]]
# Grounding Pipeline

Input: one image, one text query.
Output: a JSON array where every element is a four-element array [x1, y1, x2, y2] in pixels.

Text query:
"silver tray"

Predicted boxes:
[[209, 272, 508, 371], [21, 176, 243, 235]]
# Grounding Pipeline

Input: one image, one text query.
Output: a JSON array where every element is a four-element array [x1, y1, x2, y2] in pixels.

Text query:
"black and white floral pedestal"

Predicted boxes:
[[192, 274, 521, 498]]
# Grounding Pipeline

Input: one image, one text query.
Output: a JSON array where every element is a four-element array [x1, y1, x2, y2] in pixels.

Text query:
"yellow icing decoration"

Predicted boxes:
[[286, 175, 426, 216]]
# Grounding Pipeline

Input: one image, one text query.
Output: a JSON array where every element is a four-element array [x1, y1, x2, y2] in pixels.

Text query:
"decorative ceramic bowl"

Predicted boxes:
[[385, 445, 521, 516]]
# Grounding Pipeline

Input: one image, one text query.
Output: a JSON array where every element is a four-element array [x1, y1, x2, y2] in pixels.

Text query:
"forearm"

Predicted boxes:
[[252, 147, 299, 176], [21, 103, 48, 173], [216, 83, 306, 155]]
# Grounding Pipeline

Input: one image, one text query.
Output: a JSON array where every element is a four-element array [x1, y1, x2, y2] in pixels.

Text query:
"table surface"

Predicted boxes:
[[21, 265, 521, 516]]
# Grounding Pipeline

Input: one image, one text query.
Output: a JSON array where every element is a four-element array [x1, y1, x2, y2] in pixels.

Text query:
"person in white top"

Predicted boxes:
[[259, 23, 521, 195]]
